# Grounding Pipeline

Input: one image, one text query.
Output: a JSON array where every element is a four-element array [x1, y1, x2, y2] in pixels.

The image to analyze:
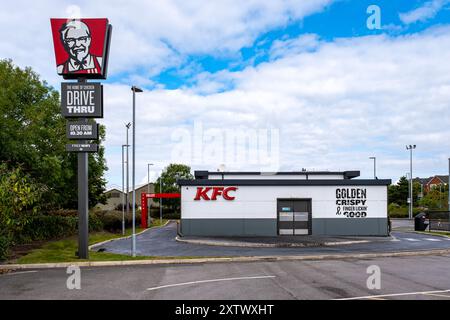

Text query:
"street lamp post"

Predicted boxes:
[[160, 172, 163, 225], [406, 145, 416, 219], [121, 144, 127, 235], [131, 86, 143, 257], [448, 158, 450, 211], [125, 122, 131, 234], [369, 157, 376, 179], [148, 163, 154, 226]]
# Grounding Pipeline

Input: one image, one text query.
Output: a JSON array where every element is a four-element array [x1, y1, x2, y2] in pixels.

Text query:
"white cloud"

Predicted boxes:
[[1, 1, 449, 188], [399, 0, 450, 25], [269, 34, 321, 59], [101, 26, 450, 187], [0, 0, 333, 85]]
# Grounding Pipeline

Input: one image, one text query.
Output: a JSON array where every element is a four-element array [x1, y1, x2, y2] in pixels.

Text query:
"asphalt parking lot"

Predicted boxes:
[[92, 221, 450, 257], [1, 254, 450, 300]]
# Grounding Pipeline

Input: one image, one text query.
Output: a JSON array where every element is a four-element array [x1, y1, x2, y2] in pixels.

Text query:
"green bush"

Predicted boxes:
[[0, 164, 43, 238], [149, 208, 180, 219], [19, 214, 103, 243], [94, 210, 141, 232], [388, 204, 423, 218], [0, 235, 11, 261], [47, 209, 79, 217], [21, 215, 78, 241]]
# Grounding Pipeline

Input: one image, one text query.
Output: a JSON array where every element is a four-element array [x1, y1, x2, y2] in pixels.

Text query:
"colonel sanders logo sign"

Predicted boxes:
[[50, 18, 112, 79]]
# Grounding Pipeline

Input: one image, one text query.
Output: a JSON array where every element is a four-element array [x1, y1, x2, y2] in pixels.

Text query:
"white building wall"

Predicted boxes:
[[181, 185, 387, 219]]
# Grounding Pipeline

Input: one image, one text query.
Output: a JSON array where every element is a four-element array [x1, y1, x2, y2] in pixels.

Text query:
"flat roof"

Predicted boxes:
[[178, 179, 391, 186], [195, 170, 361, 179]]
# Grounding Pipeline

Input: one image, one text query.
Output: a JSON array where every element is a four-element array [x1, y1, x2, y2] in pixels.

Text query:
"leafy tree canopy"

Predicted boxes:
[[154, 164, 194, 212], [0, 59, 107, 209]]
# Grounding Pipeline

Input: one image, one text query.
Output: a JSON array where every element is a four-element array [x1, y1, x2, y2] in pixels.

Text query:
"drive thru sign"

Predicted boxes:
[[61, 82, 103, 117]]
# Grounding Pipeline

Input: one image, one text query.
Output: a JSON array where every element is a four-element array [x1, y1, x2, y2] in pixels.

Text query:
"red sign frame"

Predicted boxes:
[[140, 193, 181, 229], [50, 18, 112, 79]]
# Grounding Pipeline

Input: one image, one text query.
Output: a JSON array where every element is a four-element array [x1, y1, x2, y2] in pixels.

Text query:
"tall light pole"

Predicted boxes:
[[131, 86, 143, 257], [121, 144, 128, 235], [125, 122, 131, 233], [406, 145, 416, 219], [369, 157, 376, 179], [448, 158, 450, 211], [148, 163, 154, 226], [160, 171, 163, 225]]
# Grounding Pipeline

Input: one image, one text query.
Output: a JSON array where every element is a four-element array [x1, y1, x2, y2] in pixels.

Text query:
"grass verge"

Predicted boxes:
[[14, 220, 172, 264]]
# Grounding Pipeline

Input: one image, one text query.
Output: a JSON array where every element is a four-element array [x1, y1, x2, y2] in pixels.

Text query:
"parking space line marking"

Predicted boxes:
[[424, 238, 442, 242], [423, 293, 450, 299], [2, 271, 38, 276], [146, 275, 276, 291], [334, 289, 450, 300]]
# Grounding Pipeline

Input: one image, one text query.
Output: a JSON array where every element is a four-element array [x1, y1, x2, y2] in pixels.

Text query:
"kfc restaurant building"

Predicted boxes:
[[178, 170, 391, 237]]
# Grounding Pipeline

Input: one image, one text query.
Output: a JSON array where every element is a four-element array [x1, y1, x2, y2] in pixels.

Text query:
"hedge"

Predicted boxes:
[[94, 210, 141, 232], [0, 235, 11, 261], [19, 214, 103, 243]]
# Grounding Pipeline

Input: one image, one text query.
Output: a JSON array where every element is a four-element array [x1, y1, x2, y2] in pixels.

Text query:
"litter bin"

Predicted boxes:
[[414, 212, 428, 231]]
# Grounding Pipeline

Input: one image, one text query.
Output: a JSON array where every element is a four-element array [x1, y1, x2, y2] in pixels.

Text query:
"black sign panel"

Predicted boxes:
[[66, 121, 99, 140], [66, 144, 98, 152], [61, 82, 103, 118]]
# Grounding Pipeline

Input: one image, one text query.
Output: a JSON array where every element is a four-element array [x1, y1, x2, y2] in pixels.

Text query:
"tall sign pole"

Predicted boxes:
[[78, 114, 89, 258], [51, 18, 112, 259]]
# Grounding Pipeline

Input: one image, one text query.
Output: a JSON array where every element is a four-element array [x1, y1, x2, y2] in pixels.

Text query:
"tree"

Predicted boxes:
[[0, 59, 107, 210], [0, 164, 43, 239], [419, 184, 449, 210], [388, 176, 421, 206], [154, 164, 194, 212], [388, 176, 409, 206]]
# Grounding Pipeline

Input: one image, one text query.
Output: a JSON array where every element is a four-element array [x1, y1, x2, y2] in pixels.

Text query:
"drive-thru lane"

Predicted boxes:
[[1, 254, 450, 299], [92, 221, 450, 257]]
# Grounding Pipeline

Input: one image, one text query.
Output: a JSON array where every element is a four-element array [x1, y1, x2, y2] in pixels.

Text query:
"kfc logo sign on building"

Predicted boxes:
[[194, 187, 238, 201], [50, 18, 112, 79]]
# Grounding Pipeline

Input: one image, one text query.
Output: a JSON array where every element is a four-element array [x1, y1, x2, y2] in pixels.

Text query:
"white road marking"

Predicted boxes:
[[146, 275, 276, 291], [3, 271, 38, 276], [335, 289, 450, 300], [423, 293, 450, 299], [424, 238, 442, 242], [404, 238, 420, 242]]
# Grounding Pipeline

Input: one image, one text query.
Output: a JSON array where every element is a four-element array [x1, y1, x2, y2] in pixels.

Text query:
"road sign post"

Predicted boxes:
[[78, 118, 89, 259]]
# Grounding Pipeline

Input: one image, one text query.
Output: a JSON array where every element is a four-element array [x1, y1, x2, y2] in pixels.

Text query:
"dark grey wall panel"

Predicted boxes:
[[181, 219, 277, 236], [181, 218, 388, 237], [312, 218, 388, 236]]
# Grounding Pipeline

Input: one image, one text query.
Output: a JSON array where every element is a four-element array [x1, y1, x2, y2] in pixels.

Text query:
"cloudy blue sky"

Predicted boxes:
[[1, 0, 450, 189]]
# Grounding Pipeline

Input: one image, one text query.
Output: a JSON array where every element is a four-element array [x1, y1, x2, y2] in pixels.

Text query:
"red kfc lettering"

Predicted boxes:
[[194, 187, 211, 200], [222, 187, 237, 200], [210, 187, 224, 200], [194, 186, 238, 201]]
